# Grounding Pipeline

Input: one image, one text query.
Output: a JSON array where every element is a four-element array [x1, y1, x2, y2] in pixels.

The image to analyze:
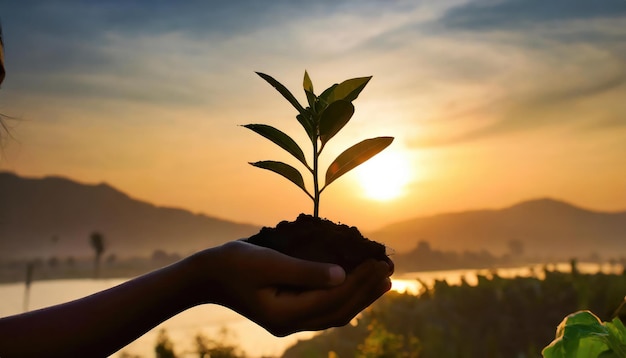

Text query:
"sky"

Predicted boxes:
[[0, 0, 625, 231]]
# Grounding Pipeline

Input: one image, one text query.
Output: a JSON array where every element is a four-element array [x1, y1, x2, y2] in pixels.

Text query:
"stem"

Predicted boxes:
[[313, 137, 320, 218]]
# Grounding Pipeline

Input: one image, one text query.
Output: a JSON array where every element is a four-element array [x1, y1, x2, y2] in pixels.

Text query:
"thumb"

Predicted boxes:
[[264, 252, 346, 288]]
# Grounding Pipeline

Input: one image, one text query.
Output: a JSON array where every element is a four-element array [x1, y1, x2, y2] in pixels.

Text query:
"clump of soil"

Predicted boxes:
[[246, 214, 389, 273]]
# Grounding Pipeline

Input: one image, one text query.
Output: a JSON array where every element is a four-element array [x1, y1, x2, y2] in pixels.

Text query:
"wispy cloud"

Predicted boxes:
[[405, 0, 626, 147], [440, 0, 626, 30]]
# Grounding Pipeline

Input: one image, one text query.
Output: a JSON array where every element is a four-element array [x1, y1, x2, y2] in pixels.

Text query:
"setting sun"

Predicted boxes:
[[355, 150, 412, 201]]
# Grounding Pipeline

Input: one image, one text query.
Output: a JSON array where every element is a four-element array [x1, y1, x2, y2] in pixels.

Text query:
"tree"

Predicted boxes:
[[89, 231, 106, 279], [155, 329, 177, 358]]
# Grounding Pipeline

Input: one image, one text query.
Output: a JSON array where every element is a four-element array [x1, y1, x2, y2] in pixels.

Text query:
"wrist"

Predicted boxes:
[[175, 246, 224, 307]]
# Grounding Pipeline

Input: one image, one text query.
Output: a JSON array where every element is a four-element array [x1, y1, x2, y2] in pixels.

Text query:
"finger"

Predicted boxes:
[[293, 260, 391, 331], [271, 259, 386, 323], [222, 241, 346, 288], [247, 244, 346, 288]]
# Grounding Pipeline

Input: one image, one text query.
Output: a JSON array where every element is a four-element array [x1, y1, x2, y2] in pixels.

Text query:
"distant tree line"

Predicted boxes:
[[283, 261, 626, 357], [393, 240, 526, 272]]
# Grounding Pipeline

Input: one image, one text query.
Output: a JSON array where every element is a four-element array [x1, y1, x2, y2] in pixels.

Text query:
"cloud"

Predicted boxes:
[[1, 0, 625, 148], [0, 1, 425, 104], [404, 0, 626, 148], [440, 0, 626, 30]]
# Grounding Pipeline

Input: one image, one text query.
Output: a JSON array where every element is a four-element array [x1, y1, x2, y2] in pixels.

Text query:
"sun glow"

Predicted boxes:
[[355, 150, 412, 201]]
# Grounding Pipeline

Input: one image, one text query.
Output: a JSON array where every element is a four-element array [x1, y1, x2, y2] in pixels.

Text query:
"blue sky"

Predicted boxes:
[[0, 0, 625, 229]]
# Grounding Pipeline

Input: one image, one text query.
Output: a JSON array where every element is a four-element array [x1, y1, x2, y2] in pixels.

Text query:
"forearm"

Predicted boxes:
[[0, 250, 215, 358]]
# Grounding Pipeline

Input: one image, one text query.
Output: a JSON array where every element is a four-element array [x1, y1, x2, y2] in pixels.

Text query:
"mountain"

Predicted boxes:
[[3, 171, 625, 263], [368, 198, 626, 260], [0, 172, 260, 260]]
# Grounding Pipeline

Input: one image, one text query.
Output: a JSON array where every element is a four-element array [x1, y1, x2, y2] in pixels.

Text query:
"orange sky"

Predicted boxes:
[[0, 1, 625, 231]]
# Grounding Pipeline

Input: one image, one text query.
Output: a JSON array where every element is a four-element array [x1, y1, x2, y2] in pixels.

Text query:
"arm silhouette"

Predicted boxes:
[[0, 241, 392, 358]]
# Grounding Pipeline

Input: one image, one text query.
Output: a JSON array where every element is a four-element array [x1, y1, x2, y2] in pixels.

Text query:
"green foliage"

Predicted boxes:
[[155, 329, 177, 358], [195, 327, 246, 358], [283, 266, 626, 358], [357, 319, 421, 358], [542, 310, 626, 358], [153, 328, 247, 358], [245, 71, 393, 217]]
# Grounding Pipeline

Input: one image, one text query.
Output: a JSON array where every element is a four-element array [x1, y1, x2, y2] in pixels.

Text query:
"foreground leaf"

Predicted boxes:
[[319, 100, 354, 146], [542, 311, 612, 358], [605, 318, 626, 357], [256, 72, 306, 115], [243, 124, 308, 167], [325, 136, 393, 187], [250, 161, 309, 195]]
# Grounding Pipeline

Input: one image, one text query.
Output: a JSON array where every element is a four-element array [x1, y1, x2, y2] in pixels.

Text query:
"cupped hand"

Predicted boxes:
[[187, 240, 392, 336]]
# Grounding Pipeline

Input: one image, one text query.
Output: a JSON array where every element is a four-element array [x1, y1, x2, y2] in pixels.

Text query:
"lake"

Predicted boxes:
[[0, 262, 615, 357]]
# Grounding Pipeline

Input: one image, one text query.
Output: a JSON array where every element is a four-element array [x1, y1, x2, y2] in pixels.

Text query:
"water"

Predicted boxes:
[[391, 261, 620, 295], [0, 278, 315, 357], [1, 262, 617, 357]]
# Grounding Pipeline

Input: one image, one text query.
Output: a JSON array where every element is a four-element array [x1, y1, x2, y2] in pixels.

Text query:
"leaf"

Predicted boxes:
[[303, 71, 317, 110], [605, 318, 626, 357], [296, 113, 316, 141], [542, 311, 612, 358], [319, 83, 338, 102], [256, 72, 306, 115], [319, 100, 354, 146], [327, 76, 372, 103], [249, 161, 309, 195], [243, 124, 308, 167], [325, 136, 393, 187], [303, 70, 314, 93], [316, 83, 338, 112]]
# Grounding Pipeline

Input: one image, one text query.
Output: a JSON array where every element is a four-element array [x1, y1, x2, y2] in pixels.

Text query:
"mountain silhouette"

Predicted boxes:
[[0, 172, 259, 259], [368, 198, 626, 260], [2, 171, 625, 262]]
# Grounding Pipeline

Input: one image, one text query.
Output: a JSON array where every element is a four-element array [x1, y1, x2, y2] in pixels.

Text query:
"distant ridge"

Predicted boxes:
[[369, 197, 626, 260], [0, 171, 260, 259], [2, 171, 625, 262]]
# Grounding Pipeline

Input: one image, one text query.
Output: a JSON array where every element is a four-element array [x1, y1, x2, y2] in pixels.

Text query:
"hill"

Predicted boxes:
[[3, 171, 625, 263], [368, 198, 626, 260], [0, 172, 260, 260]]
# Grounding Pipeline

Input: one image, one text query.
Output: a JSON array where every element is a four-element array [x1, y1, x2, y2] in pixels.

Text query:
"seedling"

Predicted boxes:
[[244, 71, 393, 218]]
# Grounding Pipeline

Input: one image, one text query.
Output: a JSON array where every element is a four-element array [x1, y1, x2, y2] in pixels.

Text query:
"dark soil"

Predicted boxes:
[[245, 214, 390, 273]]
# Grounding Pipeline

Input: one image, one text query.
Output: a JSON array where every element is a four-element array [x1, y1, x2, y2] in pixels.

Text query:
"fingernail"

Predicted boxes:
[[328, 265, 346, 285]]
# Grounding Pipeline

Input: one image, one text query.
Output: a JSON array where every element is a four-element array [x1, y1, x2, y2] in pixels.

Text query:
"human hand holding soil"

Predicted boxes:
[[187, 240, 393, 336]]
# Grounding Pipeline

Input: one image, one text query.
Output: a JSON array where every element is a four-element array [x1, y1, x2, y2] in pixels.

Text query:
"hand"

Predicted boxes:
[[186, 240, 393, 336]]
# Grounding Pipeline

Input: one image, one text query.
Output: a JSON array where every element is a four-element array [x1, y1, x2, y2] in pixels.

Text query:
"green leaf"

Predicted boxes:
[[250, 161, 309, 195], [319, 83, 337, 101], [317, 83, 338, 112], [256, 72, 306, 115], [327, 76, 372, 103], [542, 311, 612, 358], [303, 71, 317, 110], [325, 136, 393, 187], [296, 113, 316, 141], [303, 71, 314, 93], [319, 100, 354, 146], [606, 318, 626, 357], [243, 124, 308, 167]]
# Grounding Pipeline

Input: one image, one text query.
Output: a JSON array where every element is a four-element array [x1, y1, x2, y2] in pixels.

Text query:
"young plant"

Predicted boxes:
[[244, 71, 393, 218]]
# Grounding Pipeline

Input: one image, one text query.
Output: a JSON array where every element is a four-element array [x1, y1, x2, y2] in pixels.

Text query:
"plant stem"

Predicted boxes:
[[313, 137, 320, 218]]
